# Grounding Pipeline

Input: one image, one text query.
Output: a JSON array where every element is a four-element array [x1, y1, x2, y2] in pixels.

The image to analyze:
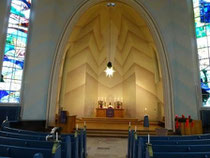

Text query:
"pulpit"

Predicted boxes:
[[55, 113, 76, 133]]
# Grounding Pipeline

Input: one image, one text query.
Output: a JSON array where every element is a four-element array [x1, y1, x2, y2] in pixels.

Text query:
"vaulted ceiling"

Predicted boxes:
[[63, 1, 161, 90]]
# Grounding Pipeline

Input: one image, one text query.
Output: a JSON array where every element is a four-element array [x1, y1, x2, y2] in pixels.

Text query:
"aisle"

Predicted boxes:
[[87, 137, 127, 158]]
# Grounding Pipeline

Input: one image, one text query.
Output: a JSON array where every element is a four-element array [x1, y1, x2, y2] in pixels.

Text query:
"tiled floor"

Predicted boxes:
[[87, 137, 127, 158]]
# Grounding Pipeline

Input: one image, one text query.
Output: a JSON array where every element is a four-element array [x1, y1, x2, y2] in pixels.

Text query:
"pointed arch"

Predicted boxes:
[[46, 0, 174, 129]]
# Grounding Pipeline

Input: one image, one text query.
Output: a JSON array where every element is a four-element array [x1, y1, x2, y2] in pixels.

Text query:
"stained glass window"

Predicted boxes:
[[0, 0, 31, 103], [193, 0, 210, 106]]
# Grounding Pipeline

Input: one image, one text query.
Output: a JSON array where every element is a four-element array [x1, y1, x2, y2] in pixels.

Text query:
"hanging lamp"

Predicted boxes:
[[104, 2, 115, 78]]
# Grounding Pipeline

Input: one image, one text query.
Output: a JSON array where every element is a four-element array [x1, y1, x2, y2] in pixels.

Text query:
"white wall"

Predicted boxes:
[[123, 73, 136, 118], [141, 0, 199, 119], [0, 0, 9, 76], [58, 3, 163, 120], [0, 0, 199, 121]]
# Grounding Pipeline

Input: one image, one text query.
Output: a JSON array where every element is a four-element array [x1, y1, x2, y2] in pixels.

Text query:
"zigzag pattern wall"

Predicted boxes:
[[58, 2, 164, 120]]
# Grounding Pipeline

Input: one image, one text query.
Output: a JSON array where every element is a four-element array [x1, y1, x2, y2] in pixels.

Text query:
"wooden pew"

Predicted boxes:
[[127, 130, 210, 158], [152, 152, 210, 158], [1, 120, 86, 158], [33, 153, 44, 158], [152, 144, 210, 152], [2, 126, 48, 136], [140, 134, 210, 140], [0, 144, 61, 158], [0, 135, 71, 158], [140, 139, 210, 158], [0, 129, 86, 158], [0, 130, 47, 141], [143, 139, 210, 145]]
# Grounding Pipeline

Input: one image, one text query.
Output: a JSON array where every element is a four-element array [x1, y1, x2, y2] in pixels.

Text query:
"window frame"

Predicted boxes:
[[0, 0, 33, 105]]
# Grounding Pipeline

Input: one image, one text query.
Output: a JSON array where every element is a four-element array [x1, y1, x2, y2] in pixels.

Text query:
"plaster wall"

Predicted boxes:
[[0, 0, 199, 121], [123, 74, 136, 118], [59, 3, 163, 120], [0, 0, 9, 60]]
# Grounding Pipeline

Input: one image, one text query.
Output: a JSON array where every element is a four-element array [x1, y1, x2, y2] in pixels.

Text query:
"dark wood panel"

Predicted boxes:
[[96, 108, 124, 118]]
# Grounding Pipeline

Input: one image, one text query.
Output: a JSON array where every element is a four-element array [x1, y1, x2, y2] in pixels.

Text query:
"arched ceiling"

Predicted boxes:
[[64, 2, 160, 87]]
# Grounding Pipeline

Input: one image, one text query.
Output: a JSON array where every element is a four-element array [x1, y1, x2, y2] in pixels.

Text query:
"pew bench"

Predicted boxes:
[[2, 126, 48, 136], [0, 135, 71, 158], [143, 139, 210, 145], [0, 129, 86, 158], [127, 130, 210, 158], [151, 144, 210, 152], [153, 152, 210, 158], [140, 134, 210, 140], [1, 121, 87, 158], [0, 144, 61, 158]]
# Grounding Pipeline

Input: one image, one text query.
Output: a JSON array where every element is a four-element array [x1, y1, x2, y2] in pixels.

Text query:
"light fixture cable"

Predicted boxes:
[[104, 2, 115, 78]]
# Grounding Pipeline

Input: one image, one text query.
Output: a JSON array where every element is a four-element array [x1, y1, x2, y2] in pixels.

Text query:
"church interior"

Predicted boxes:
[[0, 0, 210, 157]]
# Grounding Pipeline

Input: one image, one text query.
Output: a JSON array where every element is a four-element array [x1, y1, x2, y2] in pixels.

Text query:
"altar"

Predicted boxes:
[[96, 108, 124, 118]]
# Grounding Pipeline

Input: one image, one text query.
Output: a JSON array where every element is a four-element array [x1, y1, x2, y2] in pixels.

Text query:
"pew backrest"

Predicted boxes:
[[2, 126, 75, 140], [0, 135, 71, 158], [152, 144, 210, 152], [153, 152, 210, 158], [140, 134, 210, 140], [0, 144, 61, 158], [0, 125, 86, 158], [2, 126, 48, 136], [33, 153, 44, 158], [143, 139, 210, 145]]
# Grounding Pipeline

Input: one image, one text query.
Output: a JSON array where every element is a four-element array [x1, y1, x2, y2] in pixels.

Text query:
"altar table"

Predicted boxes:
[[96, 108, 124, 118]]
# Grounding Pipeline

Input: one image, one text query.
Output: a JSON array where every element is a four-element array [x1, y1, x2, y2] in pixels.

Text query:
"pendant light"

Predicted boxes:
[[104, 2, 115, 78]]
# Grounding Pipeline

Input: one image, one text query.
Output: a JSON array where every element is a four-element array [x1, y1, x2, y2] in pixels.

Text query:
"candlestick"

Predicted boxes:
[[76, 124, 78, 130], [135, 126, 137, 132], [56, 132, 58, 141]]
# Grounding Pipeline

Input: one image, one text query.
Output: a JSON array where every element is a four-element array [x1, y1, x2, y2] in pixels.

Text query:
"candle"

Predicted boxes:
[[148, 134, 150, 144], [129, 122, 131, 127], [135, 126, 137, 132], [76, 124, 78, 130], [84, 121, 86, 126], [56, 132, 58, 141]]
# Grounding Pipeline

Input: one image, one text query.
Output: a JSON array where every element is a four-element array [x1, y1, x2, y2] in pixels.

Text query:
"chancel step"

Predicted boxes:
[[85, 129, 174, 137]]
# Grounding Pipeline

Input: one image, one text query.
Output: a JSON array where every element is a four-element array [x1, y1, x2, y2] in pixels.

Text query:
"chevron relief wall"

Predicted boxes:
[[59, 2, 164, 120]]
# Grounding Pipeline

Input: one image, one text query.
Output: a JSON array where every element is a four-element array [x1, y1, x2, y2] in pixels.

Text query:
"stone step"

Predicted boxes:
[[84, 129, 174, 137]]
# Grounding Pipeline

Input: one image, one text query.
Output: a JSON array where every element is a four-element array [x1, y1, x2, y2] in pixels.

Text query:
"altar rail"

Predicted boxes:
[[1, 121, 87, 158], [127, 130, 210, 158]]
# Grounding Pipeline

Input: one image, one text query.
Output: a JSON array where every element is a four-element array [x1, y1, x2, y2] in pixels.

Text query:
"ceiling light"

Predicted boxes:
[[104, 61, 115, 78]]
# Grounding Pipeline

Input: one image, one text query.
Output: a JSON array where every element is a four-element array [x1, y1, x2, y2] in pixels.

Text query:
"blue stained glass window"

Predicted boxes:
[[0, 0, 32, 103], [193, 0, 210, 106], [200, 0, 210, 22]]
